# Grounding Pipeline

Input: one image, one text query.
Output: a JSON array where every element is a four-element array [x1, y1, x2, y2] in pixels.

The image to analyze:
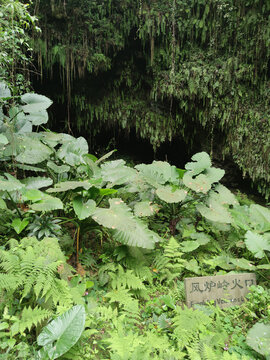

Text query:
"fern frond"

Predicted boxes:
[[11, 306, 52, 335], [109, 266, 146, 291]]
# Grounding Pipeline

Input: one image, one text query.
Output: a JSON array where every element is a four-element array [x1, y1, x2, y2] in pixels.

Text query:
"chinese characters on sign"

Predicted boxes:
[[185, 273, 256, 309]]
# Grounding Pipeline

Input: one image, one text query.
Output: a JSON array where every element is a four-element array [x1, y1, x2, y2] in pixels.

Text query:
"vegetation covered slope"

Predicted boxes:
[[32, 0, 270, 198]]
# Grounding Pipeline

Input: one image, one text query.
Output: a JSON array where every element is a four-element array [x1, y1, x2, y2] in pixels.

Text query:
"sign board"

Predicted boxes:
[[185, 273, 256, 309]]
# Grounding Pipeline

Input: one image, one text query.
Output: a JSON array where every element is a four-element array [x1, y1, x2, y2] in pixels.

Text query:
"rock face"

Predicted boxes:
[[32, 0, 270, 198]]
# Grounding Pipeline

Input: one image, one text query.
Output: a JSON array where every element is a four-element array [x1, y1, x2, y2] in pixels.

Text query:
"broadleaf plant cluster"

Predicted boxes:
[[1, 84, 270, 359]]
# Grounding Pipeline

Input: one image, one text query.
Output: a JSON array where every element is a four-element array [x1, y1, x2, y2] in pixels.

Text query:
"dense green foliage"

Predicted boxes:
[[32, 0, 270, 198], [1, 2, 270, 359]]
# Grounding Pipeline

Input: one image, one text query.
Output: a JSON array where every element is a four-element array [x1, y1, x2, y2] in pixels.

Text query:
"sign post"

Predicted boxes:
[[185, 273, 256, 309]]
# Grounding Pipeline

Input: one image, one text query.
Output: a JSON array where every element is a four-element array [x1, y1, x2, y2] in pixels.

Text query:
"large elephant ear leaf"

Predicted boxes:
[[37, 305, 86, 360], [101, 160, 137, 186], [197, 199, 232, 223], [92, 198, 160, 249], [73, 196, 96, 220], [135, 161, 179, 187], [246, 322, 270, 357], [57, 137, 88, 166], [183, 173, 211, 193], [30, 194, 63, 212], [156, 185, 187, 203], [210, 184, 239, 205], [134, 201, 159, 217], [0, 174, 25, 192], [185, 152, 211, 176], [0, 82, 11, 98], [244, 231, 270, 258], [249, 204, 270, 232], [21, 93, 52, 113]]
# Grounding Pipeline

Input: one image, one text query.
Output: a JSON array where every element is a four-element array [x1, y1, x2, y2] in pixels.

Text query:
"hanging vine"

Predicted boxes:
[[31, 0, 270, 198]]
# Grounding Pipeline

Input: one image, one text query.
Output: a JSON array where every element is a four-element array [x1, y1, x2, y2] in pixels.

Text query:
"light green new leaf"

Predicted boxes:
[[244, 231, 270, 259], [30, 195, 63, 212], [23, 189, 43, 202], [190, 232, 211, 245], [134, 201, 159, 217], [73, 196, 96, 220], [37, 305, 86, 360], [47, 181, 92, 193], [246, 322, 270, 356], [21, 93, 52, 113], [185, 152, 211, 175], [156, 185, 187, 203], [47, 161, 70, 174], [21, 177, 53, 189], [197, 199, 232, 223], [11, 218, 29, 234]]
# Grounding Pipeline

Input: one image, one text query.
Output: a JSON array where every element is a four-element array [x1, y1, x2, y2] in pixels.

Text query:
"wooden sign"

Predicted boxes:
[[185, 273, 256, 309]]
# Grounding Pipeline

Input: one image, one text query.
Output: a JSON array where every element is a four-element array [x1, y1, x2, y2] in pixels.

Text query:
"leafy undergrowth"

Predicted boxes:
[[1, 89, 270, 359]]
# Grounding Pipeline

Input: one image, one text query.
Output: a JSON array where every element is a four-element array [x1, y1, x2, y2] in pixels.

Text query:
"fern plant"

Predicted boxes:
[[0, 237, 74, 336]]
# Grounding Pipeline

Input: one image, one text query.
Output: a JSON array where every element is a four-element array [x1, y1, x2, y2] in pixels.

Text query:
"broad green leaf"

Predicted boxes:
[[210, 184, 239, 205], [230, 258, 256, 270], [0, 174, 24, 191], [136, 161, 179, 186], [98, 188, 118, 196], [185, 152, 211, 175], [184, 259, 201, 274], [37, 305, 86, 360], [244, 231, 270, 258], [30, 195, 63, 212], [57, 137, 88, 166], [0, 134, 8, 145], [0, 198, 7, 209], [181, 241, 200, 252], [204, 167, 225, 183], [156, 185, 187, 203], [0, 82, 11, 98], [21, 93, 52, 113], [249, 204, 270, 232], [21, 177, 53, 189], [92, 199, 160, 249], [190, 232, 211, 245], [47, 181, 92, 193], [73, 196, 96, 220], [246, 322, 270, 356], [101, 160, 137, 186], [26, 110, 49, 125], [92, 199, 134, 229], [113, 220, 160, 249], [183, 173, 212, 193], [134, 201, 159, 217], [15, 138, 52, 164], [11, 218, 29, 234], [197, 199, 232, 223], [47, 161, 70, 174], [41, 132, 66, 148], [256, 264, 270, 270], [23, 189, 43, 201], [13, 163, 46, 172]]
